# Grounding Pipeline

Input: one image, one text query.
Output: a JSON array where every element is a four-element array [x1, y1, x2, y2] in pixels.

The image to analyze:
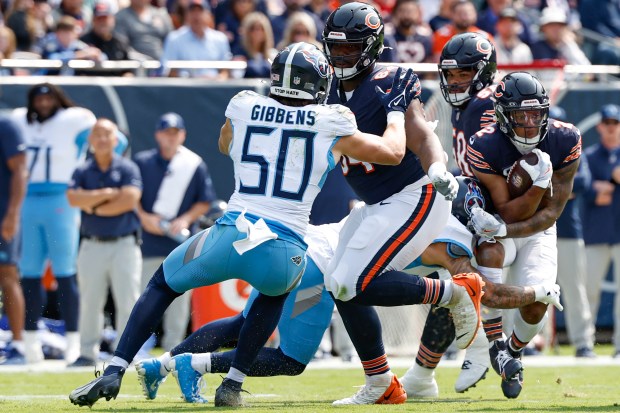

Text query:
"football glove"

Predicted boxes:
[[428, 162, 458, 201], [470, 206, 507, 239], [534, 283, 563, 311], [375, 67, 420, 114], [520, 148, 553, 189]]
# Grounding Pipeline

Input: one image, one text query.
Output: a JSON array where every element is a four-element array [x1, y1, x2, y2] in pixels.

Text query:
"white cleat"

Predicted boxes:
[[455, 324, 489, 393], [332, 372, 407, 405], [400, 365, 439, 398]]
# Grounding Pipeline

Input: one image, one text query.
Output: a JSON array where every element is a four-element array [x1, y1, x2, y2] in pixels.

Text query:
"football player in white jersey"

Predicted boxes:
[[11, 83, 96, 364], [69, 41, 421, 408]]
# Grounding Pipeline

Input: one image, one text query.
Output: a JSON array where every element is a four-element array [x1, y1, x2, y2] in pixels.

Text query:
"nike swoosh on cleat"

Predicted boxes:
[[463, 282, 477, 297], [383, 388, 395, 401], [456, 333, 468, 341], [380, 201, 391, 205]]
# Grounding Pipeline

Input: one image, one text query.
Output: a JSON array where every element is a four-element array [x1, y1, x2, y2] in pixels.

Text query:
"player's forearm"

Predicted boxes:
[[481, 281, 536, 309], [505, 208, 557, 238], [66, 189, 115, 208], [404, 102, 446, 171], [497, 187, 547, 224]]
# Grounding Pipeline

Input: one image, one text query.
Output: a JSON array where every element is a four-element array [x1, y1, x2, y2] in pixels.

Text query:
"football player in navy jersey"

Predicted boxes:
[[466, 72, 581, 398], [320, 2, 485, 405], [400, 32, 500, 397]]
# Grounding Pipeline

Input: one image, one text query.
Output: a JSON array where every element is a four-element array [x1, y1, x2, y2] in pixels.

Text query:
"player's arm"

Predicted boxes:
[[66, 187, 120, 209], [405, 99, 446, 170], [504, 159, 579, 238], [93, 185, 142, 216], [219, 118, 233, 155], [473, 169, 547, 224], [333, 121, 406, 166], [2, 152, 27, 241]]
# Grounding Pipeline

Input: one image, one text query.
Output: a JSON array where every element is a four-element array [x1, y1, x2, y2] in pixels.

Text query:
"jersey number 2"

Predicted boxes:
[[239, 126, 315, 201]]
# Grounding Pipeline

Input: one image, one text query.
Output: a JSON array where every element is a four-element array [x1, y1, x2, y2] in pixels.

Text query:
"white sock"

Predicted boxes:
[[226, 367, 247, 383], [477, 266, 503, 321], [510, 312, 547, 352], [157, 352, 172, 376], [438, 281, 453, 306], [109, 356, 129, 369], [191, 353, 212, 375], [11, 340, 25, 355], [411, 363, 434, 379]]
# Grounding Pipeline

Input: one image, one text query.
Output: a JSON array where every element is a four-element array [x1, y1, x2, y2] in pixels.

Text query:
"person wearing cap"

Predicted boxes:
[[10, 83, 96, 364], [494, 7, 533, 65], [551, 106, 597, 358], [582, 103, 620, 359], [133, 113, 216, 351], [530, 7, 590, 66], [161, 0, 232, 78], [66, 118, 143, 367], [114, 0, 173, 60], [79, 0, 135, 77], [0, 116, 28, 365], [476, 0, 534, 46]]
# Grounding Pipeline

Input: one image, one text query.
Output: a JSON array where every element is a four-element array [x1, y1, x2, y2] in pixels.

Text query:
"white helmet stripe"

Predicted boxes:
[[282, 43, 301, 91]]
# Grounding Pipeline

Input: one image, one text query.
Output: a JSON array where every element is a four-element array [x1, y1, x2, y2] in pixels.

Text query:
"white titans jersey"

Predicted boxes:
[[225, 91, 357, 236], [13, 107, 96, 186]]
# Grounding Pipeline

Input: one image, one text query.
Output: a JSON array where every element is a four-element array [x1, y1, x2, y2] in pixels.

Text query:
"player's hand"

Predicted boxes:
[[375, 67, 420, 113], [427, 162, 458, 201], [534, 283, 563, 311], [521, 148, 553, 189], [470, 206, 507, 238]]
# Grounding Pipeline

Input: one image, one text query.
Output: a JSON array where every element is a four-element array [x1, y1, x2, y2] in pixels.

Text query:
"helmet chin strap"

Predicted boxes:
[[512, 133, 540, 154]]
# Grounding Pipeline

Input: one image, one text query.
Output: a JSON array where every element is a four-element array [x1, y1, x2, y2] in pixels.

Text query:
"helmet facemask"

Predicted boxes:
[[323, 33, 383, 80], [497, 104, 549, 154], [439, 59, 494, 107]]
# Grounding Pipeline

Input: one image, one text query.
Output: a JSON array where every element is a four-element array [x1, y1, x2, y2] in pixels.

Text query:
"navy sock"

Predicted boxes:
[[230, 292, 288, 375], [114, 266, 181, 362], [55, 275, 79, 331], [171, 314, 245, 356], [333, 296, 386, 364], [212, 347, 305, 376], [349, 270, 441, 306], [416, 305, 455, 368], [22, 278, 45, 331]]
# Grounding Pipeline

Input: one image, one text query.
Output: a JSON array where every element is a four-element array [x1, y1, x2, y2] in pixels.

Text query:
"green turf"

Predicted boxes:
[[1, 363, 620, 412]]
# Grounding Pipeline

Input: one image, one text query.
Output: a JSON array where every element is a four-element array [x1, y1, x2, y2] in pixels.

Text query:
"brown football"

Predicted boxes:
[[506, 152, 538, 198]]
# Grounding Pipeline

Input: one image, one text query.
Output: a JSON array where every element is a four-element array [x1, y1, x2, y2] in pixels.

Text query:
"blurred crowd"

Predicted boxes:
[[0, 0, 618, 78]]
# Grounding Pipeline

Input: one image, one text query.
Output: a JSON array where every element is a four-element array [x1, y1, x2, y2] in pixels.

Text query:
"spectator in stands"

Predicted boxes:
[[428, 0, 457, 32], [389, 0, 433, 64], [114, 0, 173, 60], [552, 106, 596, 358], [133, 113, 216, 351], [432, 0, 492, 60], [35, 16, 103, 75], [0, 27, 18, 76], [276, 11, 321, 50], [305, 0, 331, 23], [530, 7, 590, 65], [66, 118, 143, 367], [270, 0, 323, 47], [51, 0, 93, 32], [216, 0, 256, 56], [161, 0, 232, 78], [578, 0, 620, 67], [582, 104, 620, 359], [494, 7, 533, 65], [235, 11, 276, 78], [79, 0, 135, 76], [6, 0, 52, 52], [477, 0, 534, 46], [0, 116, 28, 365]]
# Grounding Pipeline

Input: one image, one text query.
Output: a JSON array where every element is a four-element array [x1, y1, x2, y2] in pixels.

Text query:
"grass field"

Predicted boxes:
[[1, 358, 620, 412]]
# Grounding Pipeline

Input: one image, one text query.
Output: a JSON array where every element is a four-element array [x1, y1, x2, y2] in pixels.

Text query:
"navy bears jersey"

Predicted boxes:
[[451, 87, 496, 177], [327, 65, 426, 205], [466, 118, 582, 177]]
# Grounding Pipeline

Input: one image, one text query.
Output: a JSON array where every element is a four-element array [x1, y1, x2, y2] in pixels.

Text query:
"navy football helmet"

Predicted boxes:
[[452, 176, 494, 227], [322, 2, 385, 80], [494, 72, 550, 154], [270, 42, 332, 104], [198, 199, 228, 230], [438, 32, 497, 107]]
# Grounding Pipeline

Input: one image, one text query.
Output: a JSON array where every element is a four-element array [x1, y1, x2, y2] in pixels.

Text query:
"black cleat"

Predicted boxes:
[[214, 378, 245, 407], [489, 340, 522, 381], [501, 348, 523, 398], [69, 368, 125, 407]]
